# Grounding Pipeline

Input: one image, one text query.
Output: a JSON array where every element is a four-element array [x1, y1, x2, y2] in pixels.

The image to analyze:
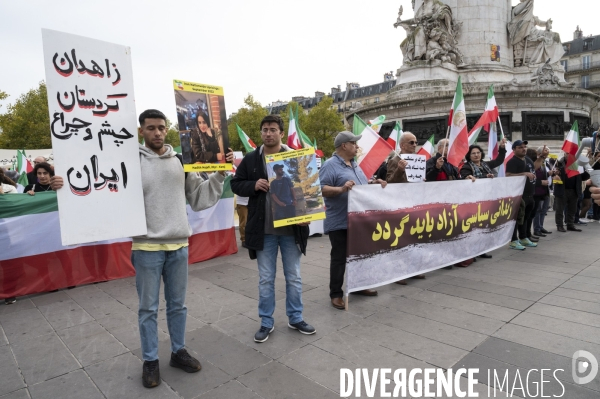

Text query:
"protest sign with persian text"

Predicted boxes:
[[42, 29, 146, 245], [346, 177, 525, 293], [400, 153, 426, 182]]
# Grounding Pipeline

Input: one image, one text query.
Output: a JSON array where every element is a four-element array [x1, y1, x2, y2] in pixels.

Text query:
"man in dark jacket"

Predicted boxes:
[[553, 157, 582, 232], [231, 115, 315, 343], [425, 139, 462, 182]]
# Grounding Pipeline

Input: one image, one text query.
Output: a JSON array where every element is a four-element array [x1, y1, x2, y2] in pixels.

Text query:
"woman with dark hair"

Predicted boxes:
[[191, 111, 224, 163], [459, 139, 507, 180], [23, 162, 54, 195]]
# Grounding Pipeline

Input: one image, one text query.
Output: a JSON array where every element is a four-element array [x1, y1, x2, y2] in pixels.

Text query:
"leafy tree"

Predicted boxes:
[[284, 155, 320, 197], [0, 82, 51, 149], [227, 95, 268, 152], [302, 96, 344, 158], [0, 90, 7, 108]]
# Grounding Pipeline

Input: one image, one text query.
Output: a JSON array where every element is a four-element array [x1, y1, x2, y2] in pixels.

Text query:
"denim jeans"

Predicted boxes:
[[132, 247, 188, 361], [256, 234, 303, 328], [533, 195, 550, 232]]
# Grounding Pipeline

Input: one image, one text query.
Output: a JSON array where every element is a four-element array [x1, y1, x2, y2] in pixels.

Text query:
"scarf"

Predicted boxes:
[[468, 161, 492, 178]]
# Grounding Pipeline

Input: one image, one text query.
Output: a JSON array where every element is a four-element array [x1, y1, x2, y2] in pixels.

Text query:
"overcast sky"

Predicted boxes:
[[0, 1, 595, 124]]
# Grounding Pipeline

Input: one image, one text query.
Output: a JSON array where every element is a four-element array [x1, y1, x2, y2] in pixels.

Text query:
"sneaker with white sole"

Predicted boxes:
[[288, 321, 316, 335], [520, 238, 537, 247], [254, 326, 274, 343], [579, 218, 591, 223], [509, 240, 526, 250]]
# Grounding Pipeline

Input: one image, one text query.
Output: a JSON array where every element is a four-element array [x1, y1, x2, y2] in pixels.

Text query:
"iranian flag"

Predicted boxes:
[[235, 124, 257, 153], [488, 122, 501, 160], [447, 77, 470, 167], [497, 141, 513, 178], [16, 149, 33, 187], [417, 134, 436, 160], [287, 107, 302, 149], [314, 139, 325, 158], [563, 120, 580, 177], [0, 178, 237, 299], [387, 121, 403, 152], [467, 85, 499, 146], [368, 115, 386, 133], [294, 105, 314, 149], [353, 115, 393, 178]]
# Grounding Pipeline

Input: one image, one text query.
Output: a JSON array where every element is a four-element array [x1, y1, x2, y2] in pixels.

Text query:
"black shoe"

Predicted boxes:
[[540, 228, 552, 234], [170, 348, 202, 373], [4, 297, 16, 305], [479, 253, 492, 259], [254, 326, 274, 343], [567, 226, 582, 232], [142, 360, 161, 388], [528, 236, 539, 242], [288, 321, 316, 335], [557, 226, 567, 232], [533, 231, 547, 237]]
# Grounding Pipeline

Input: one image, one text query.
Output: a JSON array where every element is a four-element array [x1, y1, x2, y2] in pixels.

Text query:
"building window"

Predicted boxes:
[[583, 39, 594, 51], [374, 97, 380, 103], [582, 75, 590, 89], [583, 55, 591, 70], [560, 60, 568, 72]]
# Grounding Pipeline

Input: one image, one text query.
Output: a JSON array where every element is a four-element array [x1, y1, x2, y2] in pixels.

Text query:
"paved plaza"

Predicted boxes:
[[1, 222, 600, 398]]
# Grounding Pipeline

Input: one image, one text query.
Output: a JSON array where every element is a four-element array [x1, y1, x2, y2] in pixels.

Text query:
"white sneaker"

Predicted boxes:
[[579, 218, 591, 223]]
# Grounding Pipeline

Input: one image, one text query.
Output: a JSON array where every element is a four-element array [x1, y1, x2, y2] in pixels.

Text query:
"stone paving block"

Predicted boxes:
[[311, 330, 432, 370], [401, 289, 519, 323], [73, 295, 133, 320], [29, 291, 71, 307], [237, 360, 338, 399], [368, 293, 505, 335], [549, 287, 600, 304], [38, 299, 94, 331], [0, 389, 30, 399], [366, 308, 488, 351], [579, 266, 600, 279], [442, 276, 546, 301], [427, 283, 534, 310], [0, 323, 7, 346], [197, 380, 262, 399], [212, 314, 307, 360], [0, 308, 54, 344], [96, 311, 138, 331], [492, 324, 600, 359], [11, 333, 79, 385], [28, 369, 104, 399], [445, 270, 556, 293], [539, 294, 600, 315], [473, 337, 600, 393], [57, 321, 128, 367], [279, 344, 354, 393], [511, 312, 600, 345], [85, 352, 180, 399], [453, 352, 597, 398], [0, 299, 35, 316], [0, 345, 25, 396], [490, 259, 585, 275], [342, 322, 468, 369], [131, 340, 232, 398], [512, 251, 593, 267], [185, 325, 270, 377], [459, 266, 569, 286], [526, 302, 600, 328], [185, 296, 237, 325], [569, 275, 600, 286]]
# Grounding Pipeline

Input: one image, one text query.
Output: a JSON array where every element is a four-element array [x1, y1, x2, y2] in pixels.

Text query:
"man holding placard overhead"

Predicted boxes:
[[53, 109, 233, 388]]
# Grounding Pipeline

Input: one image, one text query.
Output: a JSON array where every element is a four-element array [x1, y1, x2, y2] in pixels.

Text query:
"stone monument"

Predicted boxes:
[[355, 0, 599, 150]]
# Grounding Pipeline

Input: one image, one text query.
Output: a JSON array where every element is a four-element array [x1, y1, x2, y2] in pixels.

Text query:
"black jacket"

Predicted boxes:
[[230, 147, 309, 257], [425, 153, 460, 181]]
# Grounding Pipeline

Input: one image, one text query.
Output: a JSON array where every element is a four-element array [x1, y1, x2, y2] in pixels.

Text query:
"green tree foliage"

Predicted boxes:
[[301, 96, 344, 158], [164, 119, 180, 147], [284, 155, 320, 197], [0, 82, 51, 149], [0, 90, 7, 107], [227, 95, 268, 153]]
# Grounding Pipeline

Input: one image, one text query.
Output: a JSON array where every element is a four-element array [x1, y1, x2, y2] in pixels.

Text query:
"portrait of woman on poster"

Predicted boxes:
[[191, 111, 224, 163]]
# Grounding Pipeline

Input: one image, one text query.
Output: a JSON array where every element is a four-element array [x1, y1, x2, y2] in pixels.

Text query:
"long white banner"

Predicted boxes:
[[346, 177, 525, 293]]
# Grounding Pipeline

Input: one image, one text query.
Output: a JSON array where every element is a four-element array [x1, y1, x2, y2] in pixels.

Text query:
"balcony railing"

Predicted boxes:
[[564, 60, 600, 73]]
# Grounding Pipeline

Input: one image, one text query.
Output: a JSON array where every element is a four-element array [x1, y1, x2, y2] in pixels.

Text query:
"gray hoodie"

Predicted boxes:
[[134, 144, 224, 245]]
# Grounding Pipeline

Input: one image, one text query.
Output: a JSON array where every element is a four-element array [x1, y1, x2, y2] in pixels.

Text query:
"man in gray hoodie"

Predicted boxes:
[[52, 109, 232, 389]]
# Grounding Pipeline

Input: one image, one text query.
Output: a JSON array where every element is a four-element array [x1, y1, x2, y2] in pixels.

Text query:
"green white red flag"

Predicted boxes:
[[417, 134, 436, 160], [287, 107, 302, 149], [447, 77, 470, 167], [563, 120, 580, 177], [387, 121, 402, 152], [235, 124, 257, 153], [353, 115, 393, 178], [16, 150, 32, 187], [467, 85, 499, 146], [368, 115, 386, 133]]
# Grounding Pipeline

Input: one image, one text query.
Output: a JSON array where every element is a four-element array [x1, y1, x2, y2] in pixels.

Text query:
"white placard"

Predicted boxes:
[[400, 153, 426, 182], [42, 29, 146, 245]]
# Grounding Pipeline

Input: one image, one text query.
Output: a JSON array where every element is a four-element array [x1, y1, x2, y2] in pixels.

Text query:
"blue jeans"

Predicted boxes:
[[533, 196, 550, 232], [256, 234, 303, 328], [132, 247, 188, 361]]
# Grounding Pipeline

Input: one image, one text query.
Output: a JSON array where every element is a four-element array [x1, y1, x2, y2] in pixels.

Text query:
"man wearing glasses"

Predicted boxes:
[[231, 115, 315, 343], [320, 131, 387, 310]]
